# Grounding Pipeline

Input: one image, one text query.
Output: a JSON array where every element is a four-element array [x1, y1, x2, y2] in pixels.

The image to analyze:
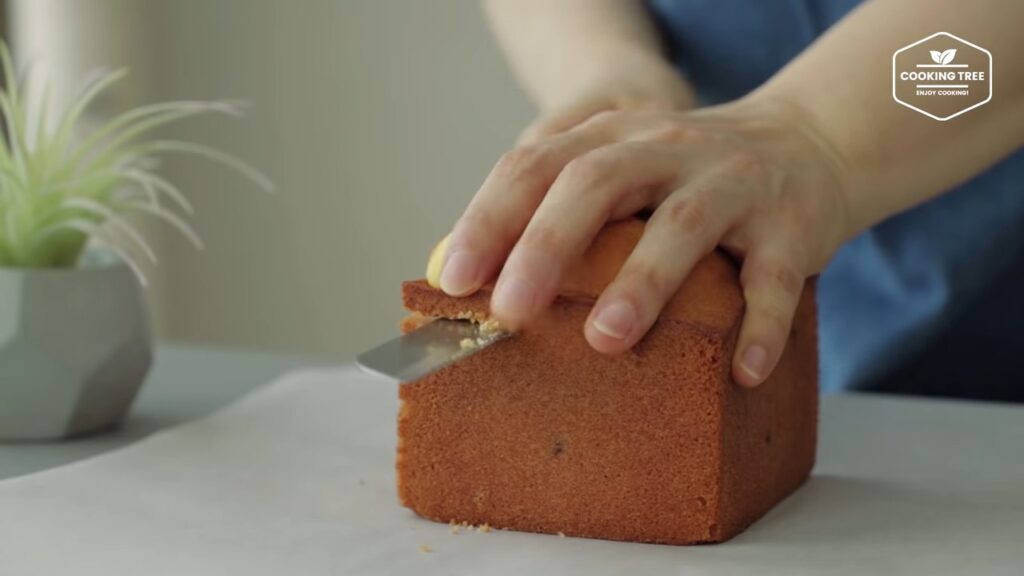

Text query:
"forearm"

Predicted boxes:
[[483, 0, 693, 111], [751, 0, 1024, 236]]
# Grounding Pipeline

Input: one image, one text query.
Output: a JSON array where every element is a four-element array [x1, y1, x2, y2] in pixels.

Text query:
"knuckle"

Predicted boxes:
[[746, 259, 803, 299], [771, 264, 804, 297], [517, 125, 543, 146], [561, 152, 616, 190], [495, 145, 550, 184], [659, 194, 713, 238], [679, 127, 715, 147], [588, 109, 625, 125], [581, 109, 629, 134], [648, 124, 689, 143], [790, 206, 815, 233], [621, 262, 674, 301], [727, 149, 771, 181], [753, 302, 793, 336], [520, 225, 568, 259], [784, 204, 819, 239], [457, 205, 496, 235]]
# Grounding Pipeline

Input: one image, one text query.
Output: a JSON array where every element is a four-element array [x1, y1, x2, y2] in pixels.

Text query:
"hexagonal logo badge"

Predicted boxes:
[[893, 32, 992, 121]]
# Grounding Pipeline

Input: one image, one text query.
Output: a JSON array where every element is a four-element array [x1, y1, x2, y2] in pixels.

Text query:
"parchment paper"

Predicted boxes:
[[0, 368, 1020, 575]]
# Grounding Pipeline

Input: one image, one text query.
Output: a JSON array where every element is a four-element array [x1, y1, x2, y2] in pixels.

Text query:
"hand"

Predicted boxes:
[[516, 53, 695, 145], [439, 96, 852, 387]]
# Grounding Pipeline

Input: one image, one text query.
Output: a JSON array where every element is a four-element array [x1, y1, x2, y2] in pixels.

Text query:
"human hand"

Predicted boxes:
[[438, 97, 852, 387], [516, 55, 695, 146]]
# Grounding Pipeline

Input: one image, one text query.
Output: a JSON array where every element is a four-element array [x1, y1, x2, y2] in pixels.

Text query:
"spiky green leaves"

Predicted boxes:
[[0, 43, 271, 282]]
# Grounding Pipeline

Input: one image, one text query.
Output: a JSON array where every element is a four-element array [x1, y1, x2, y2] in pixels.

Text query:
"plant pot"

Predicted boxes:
[[0, 249, 152, 441]]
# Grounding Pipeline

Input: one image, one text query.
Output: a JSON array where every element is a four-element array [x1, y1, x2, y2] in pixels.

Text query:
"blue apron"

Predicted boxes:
[[649, 0, 1024, 401]]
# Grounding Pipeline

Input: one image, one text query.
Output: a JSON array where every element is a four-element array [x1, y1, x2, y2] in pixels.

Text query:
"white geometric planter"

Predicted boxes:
[[0, 249, 152, 440]]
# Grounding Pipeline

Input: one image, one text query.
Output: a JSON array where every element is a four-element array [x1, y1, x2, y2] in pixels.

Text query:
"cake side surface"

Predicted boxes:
[[397, 296, 731, 544], [716, 280, 819, 538], [396, 220, 817, 545]]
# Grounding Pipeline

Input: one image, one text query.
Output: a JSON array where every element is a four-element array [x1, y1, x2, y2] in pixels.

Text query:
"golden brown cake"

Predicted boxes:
[[397, 219, 817, 544]]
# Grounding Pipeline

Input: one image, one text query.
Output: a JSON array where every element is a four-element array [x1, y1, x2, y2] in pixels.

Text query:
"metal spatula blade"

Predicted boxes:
[[356, 319, 510, 382]]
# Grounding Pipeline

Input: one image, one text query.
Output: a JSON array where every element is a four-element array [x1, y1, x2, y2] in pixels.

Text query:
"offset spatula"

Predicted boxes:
[[356, 319, 510, 382]]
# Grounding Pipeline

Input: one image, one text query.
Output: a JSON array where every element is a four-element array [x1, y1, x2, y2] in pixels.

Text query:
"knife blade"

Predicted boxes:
[[356, 319, 510, 382]]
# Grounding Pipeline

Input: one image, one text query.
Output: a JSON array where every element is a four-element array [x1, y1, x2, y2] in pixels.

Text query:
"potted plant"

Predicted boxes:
[[0, 45, 270, 440]]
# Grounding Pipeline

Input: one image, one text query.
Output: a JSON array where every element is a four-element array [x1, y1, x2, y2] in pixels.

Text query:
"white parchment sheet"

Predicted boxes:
[[0, 368, 1020, 576]]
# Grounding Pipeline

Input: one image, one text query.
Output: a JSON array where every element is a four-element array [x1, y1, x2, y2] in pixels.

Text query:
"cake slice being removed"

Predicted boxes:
[[397, 219, 817, 544]]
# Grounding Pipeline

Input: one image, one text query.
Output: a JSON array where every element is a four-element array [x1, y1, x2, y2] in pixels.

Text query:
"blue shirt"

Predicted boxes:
[[648, 0, 1024, 401]]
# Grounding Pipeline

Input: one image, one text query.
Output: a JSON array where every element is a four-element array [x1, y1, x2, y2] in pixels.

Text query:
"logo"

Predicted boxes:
[[893, 32, 992, 121]]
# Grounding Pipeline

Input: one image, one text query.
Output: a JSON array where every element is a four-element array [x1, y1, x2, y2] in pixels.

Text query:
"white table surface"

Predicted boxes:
[[0, 352, 1021, 575], [0, 343, 312, 480]]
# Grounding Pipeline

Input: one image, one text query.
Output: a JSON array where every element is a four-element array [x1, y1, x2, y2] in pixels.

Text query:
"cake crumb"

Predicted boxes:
[[447, 313, 508, 352], [454, 311, 487, 323], [557, 532, 566, 538], [453, 312, 505, 337], [419, 544, 433, 553], [477, 523, 491, 533], [478, 318, 502, 335], [448, 520, 461, 535]]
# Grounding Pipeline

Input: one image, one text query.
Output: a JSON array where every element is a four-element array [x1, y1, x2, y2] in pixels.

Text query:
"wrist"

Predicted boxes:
[[540, 48, 695, 113]]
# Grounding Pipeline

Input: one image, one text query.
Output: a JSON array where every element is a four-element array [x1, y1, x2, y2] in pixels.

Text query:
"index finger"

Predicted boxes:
[[491, 141, 681, 328], [439, 127, 611, 297]]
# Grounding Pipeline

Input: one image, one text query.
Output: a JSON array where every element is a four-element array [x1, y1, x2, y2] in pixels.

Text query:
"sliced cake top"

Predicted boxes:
[[405, 219, 744, 334]]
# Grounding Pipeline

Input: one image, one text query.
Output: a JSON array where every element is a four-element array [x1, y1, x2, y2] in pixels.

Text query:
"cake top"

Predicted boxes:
[[415, 219, 744, 333], [557, 219, 743, 332]]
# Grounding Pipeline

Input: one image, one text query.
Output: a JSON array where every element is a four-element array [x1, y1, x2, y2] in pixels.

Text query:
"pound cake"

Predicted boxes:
[[397, 219, 817, 544]]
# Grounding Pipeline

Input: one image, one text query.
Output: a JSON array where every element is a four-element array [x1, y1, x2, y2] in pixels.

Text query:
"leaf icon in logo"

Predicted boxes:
[[940, 48, 957, 64], [930, 50, 944, 63]]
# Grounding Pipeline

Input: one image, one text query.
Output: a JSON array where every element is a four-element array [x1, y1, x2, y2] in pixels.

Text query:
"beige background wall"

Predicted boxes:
[[11, 0, 533, 361]]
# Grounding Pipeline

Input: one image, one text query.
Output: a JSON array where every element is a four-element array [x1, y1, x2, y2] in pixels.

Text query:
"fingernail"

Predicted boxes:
[[592, 300, 636, 340], [440, 250, 480, 296], [740, 345, 769, 382], [492, 276, 537, 320]]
